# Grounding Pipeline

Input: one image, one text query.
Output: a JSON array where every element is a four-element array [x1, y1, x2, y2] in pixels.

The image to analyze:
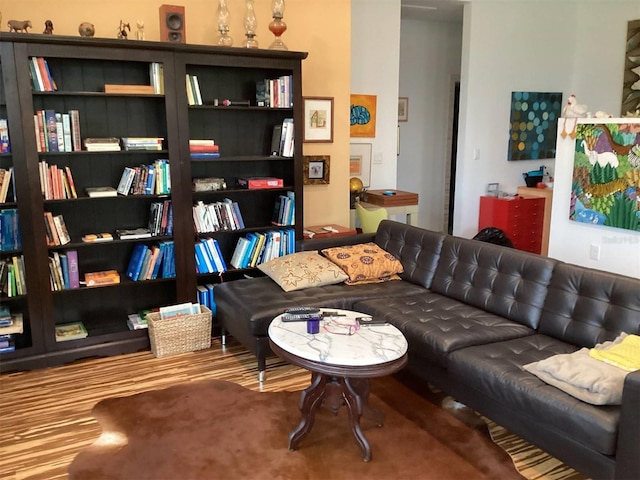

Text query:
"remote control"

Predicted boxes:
[[356, 316, 389, 327], [285, 307, 321, 315]]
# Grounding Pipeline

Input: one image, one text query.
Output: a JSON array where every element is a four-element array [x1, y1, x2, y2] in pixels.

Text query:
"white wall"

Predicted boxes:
[[549, 118, 640, 278], [398, 18, 462, 231], [456, 0, 640, 277], [351, 0, 401, 189]]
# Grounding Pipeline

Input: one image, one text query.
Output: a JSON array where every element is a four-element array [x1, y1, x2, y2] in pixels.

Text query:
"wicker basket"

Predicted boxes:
[[147, 305, 212, 358]]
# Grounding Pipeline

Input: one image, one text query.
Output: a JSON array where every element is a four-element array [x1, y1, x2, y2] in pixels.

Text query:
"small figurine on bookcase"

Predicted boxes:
[[7, 20, 32, 33], [78, 22, 95, 37], [136, 20, 145, 40], [117, 20, 130, 39], [43, 20, 53, 34]]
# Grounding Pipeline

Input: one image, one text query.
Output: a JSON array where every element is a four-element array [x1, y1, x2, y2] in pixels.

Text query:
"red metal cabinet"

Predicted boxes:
[[478, 196, 545, 254]]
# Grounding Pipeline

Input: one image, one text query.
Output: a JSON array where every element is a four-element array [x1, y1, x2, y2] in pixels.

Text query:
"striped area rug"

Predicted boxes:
[[483, 418, 587, 480]]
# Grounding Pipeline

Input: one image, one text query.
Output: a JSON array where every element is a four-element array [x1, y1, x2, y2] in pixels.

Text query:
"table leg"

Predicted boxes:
[[349, 378, 384, 427], [341, 377, 372, 462], [288, 371, 327, 451]]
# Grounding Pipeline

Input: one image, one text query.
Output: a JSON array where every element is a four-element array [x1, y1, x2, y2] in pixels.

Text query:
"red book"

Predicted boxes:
[[237, 177, 283, 189], [189, 144, 220, 152], [36, 57, 52, 92]]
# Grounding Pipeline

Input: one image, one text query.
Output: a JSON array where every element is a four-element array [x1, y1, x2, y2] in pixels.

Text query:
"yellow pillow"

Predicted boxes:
[[258, 251, 349, 292], [321, 242, 403, 285]]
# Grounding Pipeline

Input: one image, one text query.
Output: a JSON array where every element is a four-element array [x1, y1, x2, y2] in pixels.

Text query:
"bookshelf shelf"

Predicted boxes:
[[0, 32, 305, 371]]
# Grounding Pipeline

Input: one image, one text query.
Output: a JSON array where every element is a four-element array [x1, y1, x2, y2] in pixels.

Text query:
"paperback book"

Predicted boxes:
[[55, 321, 88, 342]]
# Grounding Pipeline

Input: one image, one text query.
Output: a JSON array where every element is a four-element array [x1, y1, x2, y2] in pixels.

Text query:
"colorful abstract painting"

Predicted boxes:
[[350, 94, 377, 138], [507, 92, 562, 161], [570, 123, 640, 231]]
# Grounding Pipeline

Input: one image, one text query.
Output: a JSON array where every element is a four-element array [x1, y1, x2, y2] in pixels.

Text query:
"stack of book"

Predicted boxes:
[[125, 240, 175, 281], [83, 137, 121, 152], [29, 57, 57, 92], [194, 237, 227, 274], [255, 75, 293, 108], [127, 312, 150, 330], [272, 191, 295, 226], [0, 309, 23, 353], [84, 270, 120, 287], [33, 109, 81, 153], [149, 200, 173, 236], [189, 139, 219, 159], [186, 74, 203, 105], [0, 118, 10, 153], [48, 250, 80, 291], [229, 228, 295, 269], [85, 186, 117, 198], [38, 162, 77, 200], [116, 160, 171, 196], [193, 199, 244, 233], [121, 137, 164, 151], [54, 322, 88, 342], [0, 168, 14, 203], [0, 255, 27, 296], [0, 209, 21, 251]]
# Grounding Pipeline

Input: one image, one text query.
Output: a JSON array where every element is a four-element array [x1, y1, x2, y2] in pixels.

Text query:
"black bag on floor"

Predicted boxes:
[[473, 227, 513, 247]]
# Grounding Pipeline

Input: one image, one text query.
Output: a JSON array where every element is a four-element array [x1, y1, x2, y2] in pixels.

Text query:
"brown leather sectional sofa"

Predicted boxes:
[[215, 220, 640, 479]]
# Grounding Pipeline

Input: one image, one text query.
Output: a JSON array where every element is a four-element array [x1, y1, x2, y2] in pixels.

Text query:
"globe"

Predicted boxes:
[[349, 177, 364, 194]]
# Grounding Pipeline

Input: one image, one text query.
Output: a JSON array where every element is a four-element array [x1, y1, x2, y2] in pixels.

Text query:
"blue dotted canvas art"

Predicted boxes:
[[508, 92, 562, 161]]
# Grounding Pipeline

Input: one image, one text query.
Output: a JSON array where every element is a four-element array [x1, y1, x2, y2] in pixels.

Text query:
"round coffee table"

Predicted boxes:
[[268, 308, 408, 462]]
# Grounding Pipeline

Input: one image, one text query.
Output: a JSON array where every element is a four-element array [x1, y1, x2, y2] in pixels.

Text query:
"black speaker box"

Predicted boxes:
[[159, 4, 186, 43]]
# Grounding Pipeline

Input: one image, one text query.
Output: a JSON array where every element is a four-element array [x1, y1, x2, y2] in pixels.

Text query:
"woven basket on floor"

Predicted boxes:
[[147, 305, 212, 358]]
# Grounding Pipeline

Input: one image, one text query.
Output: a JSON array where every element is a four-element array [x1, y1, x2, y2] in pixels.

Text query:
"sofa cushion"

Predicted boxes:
[[448, 335, 620, 456], [539, 262, 640, 347], [258, 251, 348, 292], [353, 292, 534, 368], [322, 242, 403, 285], [430, 235, 556, 329], [215, 276, 428, 337], [374, 221, 446, 289]]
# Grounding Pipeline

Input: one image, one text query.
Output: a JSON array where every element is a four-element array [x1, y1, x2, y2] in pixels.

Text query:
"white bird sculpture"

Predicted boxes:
[[561, 94, 588, 139]]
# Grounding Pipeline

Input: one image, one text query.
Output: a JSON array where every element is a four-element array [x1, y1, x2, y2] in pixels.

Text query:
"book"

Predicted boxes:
[[55, 322, 88, 342], [159, 302, 199, 320], [86, 186, 117, 198], [104, 84, 155, 94], [237, 177, 283, 189], [127, 313, 148, 330], [230, 236, 250, 269], [117, 167, 136, 195], [53, 215, 71, 245], [84, 270, 120, 286], [44, 110, 59, 152], [69, 110, 82, 152], [126, 244, 148, 281], [0, 118, 10, 153], [0, 313, 24, 335], [117, 228, 152, 240], [82, 233, 114, 243], [66, 249, 80, 289]]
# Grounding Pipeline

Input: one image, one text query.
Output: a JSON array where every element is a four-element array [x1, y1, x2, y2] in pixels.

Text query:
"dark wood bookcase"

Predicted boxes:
[[0, 33, 306, 372]]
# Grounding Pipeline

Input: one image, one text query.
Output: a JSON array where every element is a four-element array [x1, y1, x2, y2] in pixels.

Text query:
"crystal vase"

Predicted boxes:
[[268, 0, 288, 51]]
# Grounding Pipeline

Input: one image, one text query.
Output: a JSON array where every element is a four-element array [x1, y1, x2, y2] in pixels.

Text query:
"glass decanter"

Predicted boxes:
[[268, 0, 288, 51], [216, 0, 233, 46], [242, 0, 259, 48]]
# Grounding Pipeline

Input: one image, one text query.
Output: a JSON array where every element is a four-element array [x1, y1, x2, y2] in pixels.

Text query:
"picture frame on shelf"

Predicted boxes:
[[302, 97, 334, 143], [398, 97, 409, 122], [349, 143, 372, 188], [303, 155, 330, 184]]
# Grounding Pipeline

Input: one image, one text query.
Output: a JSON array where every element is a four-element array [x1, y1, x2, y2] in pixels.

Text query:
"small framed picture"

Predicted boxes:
[[349, 143, 372, 188], [303, 97, 334, 143], [303, 156, 330, 184], [398, 97, 409, 122]]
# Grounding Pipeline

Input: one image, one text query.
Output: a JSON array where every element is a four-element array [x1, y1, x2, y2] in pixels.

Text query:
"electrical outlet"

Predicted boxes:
[[373, 152, 383, 164], [589, 244, 601, 260]]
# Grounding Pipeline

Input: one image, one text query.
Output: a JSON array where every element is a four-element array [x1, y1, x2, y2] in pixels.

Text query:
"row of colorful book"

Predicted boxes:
[[126, 240, 176, 281], [190, 139, 219, 159], [34, 109, 81, 153], [43, 211, 71, 246], [0, 208, 21, 251], [255, 75, 294, 108], [48, 250, 79, 291], [195, 237, 227, 274], [117, 160, 171, 196], [39, 161, 78, 200], [186, 74, 203, 106], [0, 168, 14, 204], [29, 56, 57, 92], [272, 191, 295, 226], [0, 118, 10, 153], [1, 255, 26, 297], [193, 199, 244, 233], [230, 228, 295, 269]]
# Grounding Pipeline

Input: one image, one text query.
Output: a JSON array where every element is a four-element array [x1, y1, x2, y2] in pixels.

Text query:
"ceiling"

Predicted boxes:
[[401, 0, 465, 23]]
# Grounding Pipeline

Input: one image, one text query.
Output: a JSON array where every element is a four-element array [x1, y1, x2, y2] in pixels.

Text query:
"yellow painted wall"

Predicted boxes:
[[0, 0, 351, 226]]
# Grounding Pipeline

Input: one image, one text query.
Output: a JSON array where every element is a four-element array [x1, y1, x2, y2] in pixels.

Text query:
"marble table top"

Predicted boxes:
[[268, 308, 407, 367]]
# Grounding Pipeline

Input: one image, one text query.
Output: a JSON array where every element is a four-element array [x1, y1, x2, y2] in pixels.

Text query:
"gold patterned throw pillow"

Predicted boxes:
[[321, 242, 403, 285], [258, 251, 349, 292]]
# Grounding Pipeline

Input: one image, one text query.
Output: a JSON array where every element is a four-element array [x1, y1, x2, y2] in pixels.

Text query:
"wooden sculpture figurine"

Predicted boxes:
[[8, 20, 32, 32], [43, 20, 53, 34], [117, 20, 130, 39]]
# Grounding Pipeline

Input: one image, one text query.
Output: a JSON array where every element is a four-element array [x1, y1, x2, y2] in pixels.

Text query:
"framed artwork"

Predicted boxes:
[[570, 122, 640, 231], [349, 143, 372, 188], [398, 97, 409, 122], [303, 97, 334, 143], [507, 91, 562, 161], [350, 94, 377, 138], [622, 20, 640, 115], [303, 155, 330, 184]]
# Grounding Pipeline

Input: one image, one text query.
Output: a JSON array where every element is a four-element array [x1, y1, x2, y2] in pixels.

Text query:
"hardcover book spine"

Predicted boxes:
[[66, 250, 80, 289]]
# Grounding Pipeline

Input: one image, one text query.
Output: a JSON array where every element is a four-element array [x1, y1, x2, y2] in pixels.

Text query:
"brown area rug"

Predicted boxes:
[[69, 375, 523, 480]]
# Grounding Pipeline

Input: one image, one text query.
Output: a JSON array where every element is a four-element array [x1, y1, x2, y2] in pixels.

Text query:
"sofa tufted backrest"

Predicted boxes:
[[539, 262, 640, 347], [430, 235, 557, 328], [374, 220, 445, 289]]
